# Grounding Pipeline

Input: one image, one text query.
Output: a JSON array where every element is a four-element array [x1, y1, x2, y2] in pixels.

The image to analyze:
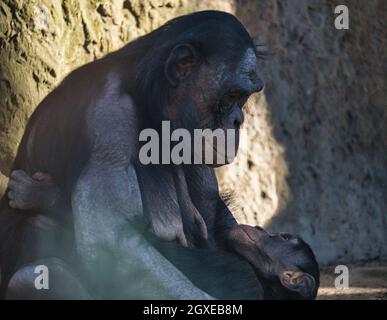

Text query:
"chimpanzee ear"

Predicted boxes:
[[165, 44, 200, 87], [279, 270, 316, 298]]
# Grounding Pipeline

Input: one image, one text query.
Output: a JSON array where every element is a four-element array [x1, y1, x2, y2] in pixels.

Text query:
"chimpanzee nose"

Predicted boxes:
[[231, 108, 244, 127]]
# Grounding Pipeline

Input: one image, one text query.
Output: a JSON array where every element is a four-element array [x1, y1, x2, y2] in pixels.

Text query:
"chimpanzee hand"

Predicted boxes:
[[135, 163, 190, 247], [148, 203, 188, 247], [8, 170, 61, 212]]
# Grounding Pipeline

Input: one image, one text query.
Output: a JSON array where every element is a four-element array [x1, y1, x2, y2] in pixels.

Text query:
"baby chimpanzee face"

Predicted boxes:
[[228, 224, 320, 299], [248, 226, 316, 269]]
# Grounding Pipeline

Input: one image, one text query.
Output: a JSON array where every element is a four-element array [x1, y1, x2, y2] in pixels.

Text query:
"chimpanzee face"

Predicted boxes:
[[165, 46, 263, 166], [230, 225, 316, 272], [246, 226, 315, 268], [228, 224, 319, 299]]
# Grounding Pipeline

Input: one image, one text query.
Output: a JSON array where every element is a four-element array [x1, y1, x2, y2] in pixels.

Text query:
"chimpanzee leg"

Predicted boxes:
[[6, 258, 91, 300]]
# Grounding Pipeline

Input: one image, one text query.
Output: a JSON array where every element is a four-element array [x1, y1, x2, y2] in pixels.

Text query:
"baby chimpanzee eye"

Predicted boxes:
[[279, 233, 292, 241]]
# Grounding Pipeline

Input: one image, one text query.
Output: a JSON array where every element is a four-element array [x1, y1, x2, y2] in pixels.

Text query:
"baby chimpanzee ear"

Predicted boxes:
[[279, 270, 316, 299]]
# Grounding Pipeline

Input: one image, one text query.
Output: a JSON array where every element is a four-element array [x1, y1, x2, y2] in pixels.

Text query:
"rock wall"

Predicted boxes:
[[201, 0, 387, 264], [1, 0, 386, 264]]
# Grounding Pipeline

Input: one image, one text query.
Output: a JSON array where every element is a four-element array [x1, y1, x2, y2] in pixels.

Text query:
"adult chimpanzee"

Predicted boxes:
[[5, 169, 319, 299], [0, 11, 319, 299]]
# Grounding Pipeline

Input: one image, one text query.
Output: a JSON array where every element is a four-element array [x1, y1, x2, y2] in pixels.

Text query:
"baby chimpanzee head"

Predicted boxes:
[[227, 225, 320, 300]]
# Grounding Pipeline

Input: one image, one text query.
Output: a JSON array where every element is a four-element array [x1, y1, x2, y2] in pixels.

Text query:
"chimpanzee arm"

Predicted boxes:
[[184, 165, 237, 246], [134, 163, 189, 247], [71, 84, 213, 299], [214, 198, 238, 229]]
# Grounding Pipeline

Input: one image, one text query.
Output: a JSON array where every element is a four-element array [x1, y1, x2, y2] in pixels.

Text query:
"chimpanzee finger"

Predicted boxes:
[[176, 231, 188, 247], [8, 190, 15, 199], [10, 170, 30, 182], [32, 171, 52, 182], [9, 200, 16, 208], [194, 211, 208, 240], [184, 203, 208, 240]]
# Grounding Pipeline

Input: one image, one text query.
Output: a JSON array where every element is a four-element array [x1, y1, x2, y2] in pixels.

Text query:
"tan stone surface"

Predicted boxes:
[[318, 260, 387, 300]]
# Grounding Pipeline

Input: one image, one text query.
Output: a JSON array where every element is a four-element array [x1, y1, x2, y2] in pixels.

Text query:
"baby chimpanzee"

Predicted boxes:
[[5, 170, 319, 300], [225, 224, 319, 299]]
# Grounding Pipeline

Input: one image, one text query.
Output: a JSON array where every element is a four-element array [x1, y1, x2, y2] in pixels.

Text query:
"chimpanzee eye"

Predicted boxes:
[[228, 89, 249, 102], [217, 99, 233, 114]]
